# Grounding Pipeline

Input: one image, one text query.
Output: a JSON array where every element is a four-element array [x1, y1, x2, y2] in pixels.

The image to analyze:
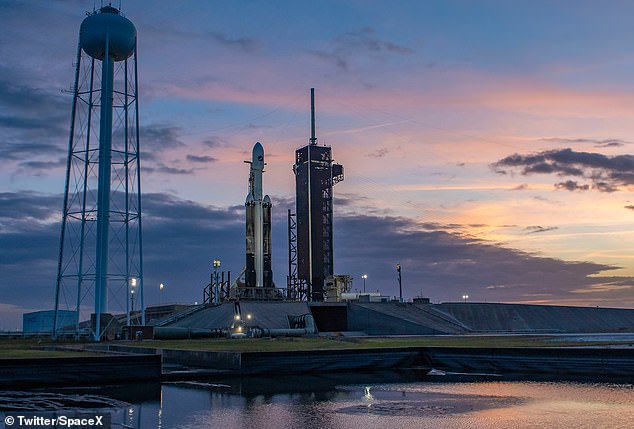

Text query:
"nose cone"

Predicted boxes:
[[245, 192, 255, 205], [252, 142, 264, 169], [263, 195, 271, 207]]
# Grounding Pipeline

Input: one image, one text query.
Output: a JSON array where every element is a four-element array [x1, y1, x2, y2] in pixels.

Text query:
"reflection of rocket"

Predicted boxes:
[[245, 142, 273, 288]]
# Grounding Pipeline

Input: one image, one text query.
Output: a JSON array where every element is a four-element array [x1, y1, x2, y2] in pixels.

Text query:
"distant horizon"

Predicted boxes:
[[1, 1, 634, 330]]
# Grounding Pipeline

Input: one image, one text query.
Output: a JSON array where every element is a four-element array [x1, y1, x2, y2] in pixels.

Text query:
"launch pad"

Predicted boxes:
[[159, 301, 634, 337], [205, 88, 347, 305]]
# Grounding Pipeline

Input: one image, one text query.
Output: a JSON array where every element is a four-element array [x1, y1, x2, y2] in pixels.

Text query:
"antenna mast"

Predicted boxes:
[[310, 88, 317, 145]]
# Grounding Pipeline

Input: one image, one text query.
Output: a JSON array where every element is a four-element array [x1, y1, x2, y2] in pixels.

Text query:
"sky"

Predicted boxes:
[[2, 0, 634, 329]]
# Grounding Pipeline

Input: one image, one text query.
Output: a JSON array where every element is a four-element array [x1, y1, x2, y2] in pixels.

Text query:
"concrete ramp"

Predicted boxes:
[[165, 302, 311, 330], [161, 301, 634, 335], [435, 303, 634, 333], [348, 302, 470, 335]]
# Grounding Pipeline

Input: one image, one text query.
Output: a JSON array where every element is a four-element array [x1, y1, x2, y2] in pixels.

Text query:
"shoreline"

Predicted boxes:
[[1, 335, 634, 388]]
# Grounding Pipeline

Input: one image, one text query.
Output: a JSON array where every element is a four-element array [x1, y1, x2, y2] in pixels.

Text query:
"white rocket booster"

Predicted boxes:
[[245, 142, 272, 288]]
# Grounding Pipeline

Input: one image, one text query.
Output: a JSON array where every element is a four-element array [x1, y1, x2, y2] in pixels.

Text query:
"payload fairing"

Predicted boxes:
[[245, 142, 273, 288]]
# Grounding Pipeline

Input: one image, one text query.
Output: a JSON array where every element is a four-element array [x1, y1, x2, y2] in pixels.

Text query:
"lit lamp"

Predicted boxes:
[[362, 274, 368, 293], [128, 278, 137, 326], [213, 259, 221, 305], [130, 278, 137, 311], [463, 294, 469, 302], [159, 283, 164, 305]]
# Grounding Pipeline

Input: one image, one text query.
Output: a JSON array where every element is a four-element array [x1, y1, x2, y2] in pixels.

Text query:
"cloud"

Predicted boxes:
[[140, 125, 186, 152], [2, 190, 634, 329], [570, 281, 633, 294], [207, 32, 259, 52], [525, 225, 558, 234], [0, 142, 63, 162], [144, 23, 259, 53], [18, 158, 67, 171], [0, 191, 246, 328], [334, 193, 370, 207], [202, 138, 227, 148], [312, 27, 413, 72], [136, 125, 195, 172], [186, 154, 217, 163], [333, 214, 630, 306], [144, 163, 195, 175], [0, 68, 70, 172], [0, 71, 68, 120], [337, 27, 413, 55], [492, 148, 634, 192], [540, 137, 629, 148], [554, 180, 590, 191], [366, 147, 389, 158], [0, 191, 62, 231], [511, 184, 528, 191]]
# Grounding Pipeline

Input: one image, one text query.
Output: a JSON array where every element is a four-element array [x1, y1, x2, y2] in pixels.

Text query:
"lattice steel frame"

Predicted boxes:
[[53, 36, 144, 340]]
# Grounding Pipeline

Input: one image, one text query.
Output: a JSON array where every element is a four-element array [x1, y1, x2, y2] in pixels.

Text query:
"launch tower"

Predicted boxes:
[[293, 89, 344, 300], [53, 6, 143, 340]]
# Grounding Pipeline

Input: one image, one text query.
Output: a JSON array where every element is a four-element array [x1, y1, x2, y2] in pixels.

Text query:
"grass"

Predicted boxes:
[[116, 335, 634, 353], [1, 335, 632, 358], [0, 338, 98, 359]]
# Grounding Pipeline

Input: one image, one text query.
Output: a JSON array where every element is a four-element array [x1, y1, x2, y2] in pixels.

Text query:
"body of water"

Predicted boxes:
[[1, 372, 633, 428]]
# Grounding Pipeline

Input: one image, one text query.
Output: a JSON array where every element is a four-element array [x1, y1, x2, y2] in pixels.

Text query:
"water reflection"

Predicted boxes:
[[1, 373, 633, 429]]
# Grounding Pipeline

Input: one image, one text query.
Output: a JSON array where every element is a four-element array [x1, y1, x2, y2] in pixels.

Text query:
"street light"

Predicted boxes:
[[159, 283, 164, 305], [213, 258, 221, 305], [128, 278, 137, 326], [463, 294, 469, 302], [362, 274, 368, 293], [396, 264, 403, 302]]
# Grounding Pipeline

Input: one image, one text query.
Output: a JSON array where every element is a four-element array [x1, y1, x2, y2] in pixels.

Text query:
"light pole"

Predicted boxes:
[[213, 258, 221, 305], [362, 274, 368, 293], [128, 277, 137, 326], [130, 289, 135, 318], [159, 283, 164, 305], [463, 294, 469, 302], [131, 278, 138, 325], [396, 264, 403, 302]]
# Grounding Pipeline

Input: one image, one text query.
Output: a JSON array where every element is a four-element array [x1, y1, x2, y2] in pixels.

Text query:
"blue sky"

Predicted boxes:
[[1, 0, 634, 329]]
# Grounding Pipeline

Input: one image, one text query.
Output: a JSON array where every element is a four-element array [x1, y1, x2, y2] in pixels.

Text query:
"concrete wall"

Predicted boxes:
[[239, 348, 428, 374], [0, 354, 161, 388], [425, 346, 634, 377]]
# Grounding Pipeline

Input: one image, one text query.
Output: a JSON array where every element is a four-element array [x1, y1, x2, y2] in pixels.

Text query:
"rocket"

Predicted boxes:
[[245, 142, 273, 288]]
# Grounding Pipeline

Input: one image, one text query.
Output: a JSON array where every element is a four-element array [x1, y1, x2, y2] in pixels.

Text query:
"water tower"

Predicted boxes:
[[53, 5, 144, 341]]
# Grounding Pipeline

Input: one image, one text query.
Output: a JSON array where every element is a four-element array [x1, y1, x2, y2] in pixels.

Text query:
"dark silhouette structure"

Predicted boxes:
[[293, 89, 344, 300]]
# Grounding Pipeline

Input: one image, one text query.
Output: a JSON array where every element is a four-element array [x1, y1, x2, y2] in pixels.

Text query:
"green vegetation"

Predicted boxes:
[[118, 335, 634, 353], [1, 335, 632, 358], [0, 338, 97, 359]]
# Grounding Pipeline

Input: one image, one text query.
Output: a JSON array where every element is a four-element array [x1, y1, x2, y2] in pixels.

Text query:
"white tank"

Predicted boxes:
[[80, 6, 136, 61]]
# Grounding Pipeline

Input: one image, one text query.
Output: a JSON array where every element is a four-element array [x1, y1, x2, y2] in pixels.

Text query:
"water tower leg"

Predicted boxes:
[[94, 44, 114, 341]]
